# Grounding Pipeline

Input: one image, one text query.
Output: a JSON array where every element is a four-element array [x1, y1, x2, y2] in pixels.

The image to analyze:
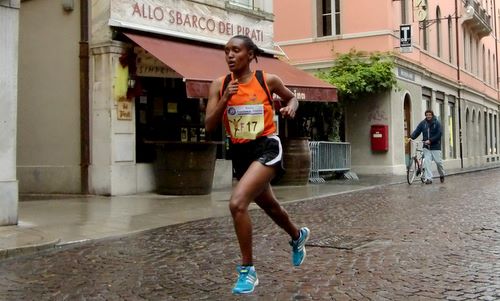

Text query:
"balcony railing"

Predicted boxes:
[[464, 0, 492, 38]]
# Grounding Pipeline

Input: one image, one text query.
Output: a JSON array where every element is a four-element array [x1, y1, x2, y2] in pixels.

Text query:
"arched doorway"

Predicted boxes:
[[404, 94, 412, 166]]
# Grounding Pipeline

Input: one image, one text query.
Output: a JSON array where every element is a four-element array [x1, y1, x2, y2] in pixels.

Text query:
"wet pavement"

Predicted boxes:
[[1, 168, 500, 300], [0, 173, 406, 257]]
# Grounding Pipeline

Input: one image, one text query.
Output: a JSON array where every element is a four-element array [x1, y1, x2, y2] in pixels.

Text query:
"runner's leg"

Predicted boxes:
[[254, 184, 300, 240], [229, 161, 276, 265]]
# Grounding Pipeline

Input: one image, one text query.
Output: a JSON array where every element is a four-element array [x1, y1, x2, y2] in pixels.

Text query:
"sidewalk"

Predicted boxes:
[[1, 165, 498, 260]]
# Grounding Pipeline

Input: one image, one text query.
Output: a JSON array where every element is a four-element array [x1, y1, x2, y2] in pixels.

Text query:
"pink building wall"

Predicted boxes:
[[274, 0, 500, 103], [274, 0, 500, 173]]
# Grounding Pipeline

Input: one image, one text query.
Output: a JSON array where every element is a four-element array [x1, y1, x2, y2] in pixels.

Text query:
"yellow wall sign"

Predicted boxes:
[[114, 64, 129, 102]]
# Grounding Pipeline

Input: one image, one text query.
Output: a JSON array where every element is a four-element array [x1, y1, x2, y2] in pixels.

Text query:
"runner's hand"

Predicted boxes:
[[222, 79, 239, 102], [279, 105, 296, 119]]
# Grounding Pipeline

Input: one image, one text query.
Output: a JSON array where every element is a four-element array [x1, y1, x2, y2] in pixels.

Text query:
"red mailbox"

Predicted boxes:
[[371, 124, 388, 152]]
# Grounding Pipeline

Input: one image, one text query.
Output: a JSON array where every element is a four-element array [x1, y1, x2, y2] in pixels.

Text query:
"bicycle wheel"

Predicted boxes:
[[406, 157, 418, 184], [420, 158, 425, 183]]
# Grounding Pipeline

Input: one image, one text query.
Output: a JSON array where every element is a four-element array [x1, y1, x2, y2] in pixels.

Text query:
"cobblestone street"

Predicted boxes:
[[1, 169, 499, 300]]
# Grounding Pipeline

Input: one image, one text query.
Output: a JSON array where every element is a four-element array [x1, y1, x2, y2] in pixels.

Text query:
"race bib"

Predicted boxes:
[[226, 104, 264, 140]]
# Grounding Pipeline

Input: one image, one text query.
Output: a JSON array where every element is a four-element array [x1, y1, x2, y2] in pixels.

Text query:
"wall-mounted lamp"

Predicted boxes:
[[62, 0, 74, 12]]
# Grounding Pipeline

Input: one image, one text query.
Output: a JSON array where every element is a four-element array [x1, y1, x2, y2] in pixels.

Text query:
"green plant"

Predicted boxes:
[[318, 49, 398, 102]]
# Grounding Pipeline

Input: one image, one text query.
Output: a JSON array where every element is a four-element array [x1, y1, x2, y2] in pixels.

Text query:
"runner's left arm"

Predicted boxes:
[[266, 73, 298, 119]]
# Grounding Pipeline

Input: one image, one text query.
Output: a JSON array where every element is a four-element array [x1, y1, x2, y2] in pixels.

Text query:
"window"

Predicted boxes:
[[436, 6, 442, 57], [318, 0, 341, 36], [464, 30, 468, 70], [493, 54, 496, 88], [448, 16, 453, 63], [229, 0, 254, 9], [401, 0, 407, 24], [447, 97, 457, 159], [422, 87, 432, 111], [469, 36, 474, 73], [422, 21, 429, 51], [483, 45, 486, 81], [488, 50, 491, 84], [419, 0, 429, 50], [475, 38, 479, 76]]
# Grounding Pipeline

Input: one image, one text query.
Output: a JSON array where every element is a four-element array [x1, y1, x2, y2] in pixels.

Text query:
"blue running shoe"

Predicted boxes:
[[290, 227, 310, 266], [232, 265, 259, 294]]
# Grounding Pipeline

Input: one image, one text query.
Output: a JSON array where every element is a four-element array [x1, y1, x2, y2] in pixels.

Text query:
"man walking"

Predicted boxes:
[[410, 110, 445, 184]]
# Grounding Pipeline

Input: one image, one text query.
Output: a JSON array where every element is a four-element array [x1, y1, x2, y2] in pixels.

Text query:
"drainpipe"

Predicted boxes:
[[80, 0, 90, 193], [455, 0, 464, 168]]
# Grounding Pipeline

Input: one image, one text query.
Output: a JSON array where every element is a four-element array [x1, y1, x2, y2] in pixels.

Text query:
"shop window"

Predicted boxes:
[[494, 115, 498, 154], [490, 113, 494, 154], [447, 97, 457, 159], [317, 0, 341, 37], [135, 77, 210, 163], [436, 92, 445, 154], [485, 111, 489, 155], [288, 102, 344, 142]]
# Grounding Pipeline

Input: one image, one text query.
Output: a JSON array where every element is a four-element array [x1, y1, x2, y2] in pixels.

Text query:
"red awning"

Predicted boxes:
[[124, 32, 337, 102]]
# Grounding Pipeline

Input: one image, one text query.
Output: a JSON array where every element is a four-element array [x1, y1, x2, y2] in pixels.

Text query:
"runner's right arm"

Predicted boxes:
[[205, 78, 238, 133]]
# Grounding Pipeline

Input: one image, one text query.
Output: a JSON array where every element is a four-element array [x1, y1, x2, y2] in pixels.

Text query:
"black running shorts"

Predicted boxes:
[[230, 135, 285, 181]]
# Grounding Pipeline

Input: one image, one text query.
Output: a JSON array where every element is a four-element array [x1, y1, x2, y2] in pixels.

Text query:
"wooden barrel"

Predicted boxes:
[[275, 138, 311, 186], [153, 142, 217, 195]]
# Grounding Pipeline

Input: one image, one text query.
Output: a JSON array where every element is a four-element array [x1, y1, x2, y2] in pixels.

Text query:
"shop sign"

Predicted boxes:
[[110, 0, 275, 52], [134, 47, 179, 78], [185, 81, 337, 102], [398, 67, 415, 82], [117, 97, 133, 120]]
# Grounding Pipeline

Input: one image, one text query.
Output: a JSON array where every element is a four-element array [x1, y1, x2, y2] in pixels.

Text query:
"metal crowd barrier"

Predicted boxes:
[[308, 141, 351, 183]]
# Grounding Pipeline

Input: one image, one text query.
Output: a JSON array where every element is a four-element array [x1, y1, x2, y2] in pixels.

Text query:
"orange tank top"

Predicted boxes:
[[222, 71, 276, 144]]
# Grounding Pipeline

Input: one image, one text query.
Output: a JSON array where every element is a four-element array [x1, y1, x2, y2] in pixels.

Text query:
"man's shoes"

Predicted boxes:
[[232, 265, 258, 294], [290, 227, 310, 266], [424, 179, 432, 184], [440, 176, 445, 183]]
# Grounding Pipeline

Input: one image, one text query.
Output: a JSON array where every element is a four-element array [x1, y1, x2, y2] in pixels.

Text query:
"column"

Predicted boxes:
[[89, 42, 137, 195], [0, 0, 19, 225]]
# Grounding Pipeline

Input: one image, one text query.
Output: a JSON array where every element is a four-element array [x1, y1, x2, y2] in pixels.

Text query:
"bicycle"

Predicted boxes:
[[406, 140, 426, 185]]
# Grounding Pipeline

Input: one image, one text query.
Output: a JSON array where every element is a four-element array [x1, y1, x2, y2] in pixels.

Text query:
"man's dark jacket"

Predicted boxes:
[[410, 116, 442, 150]]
